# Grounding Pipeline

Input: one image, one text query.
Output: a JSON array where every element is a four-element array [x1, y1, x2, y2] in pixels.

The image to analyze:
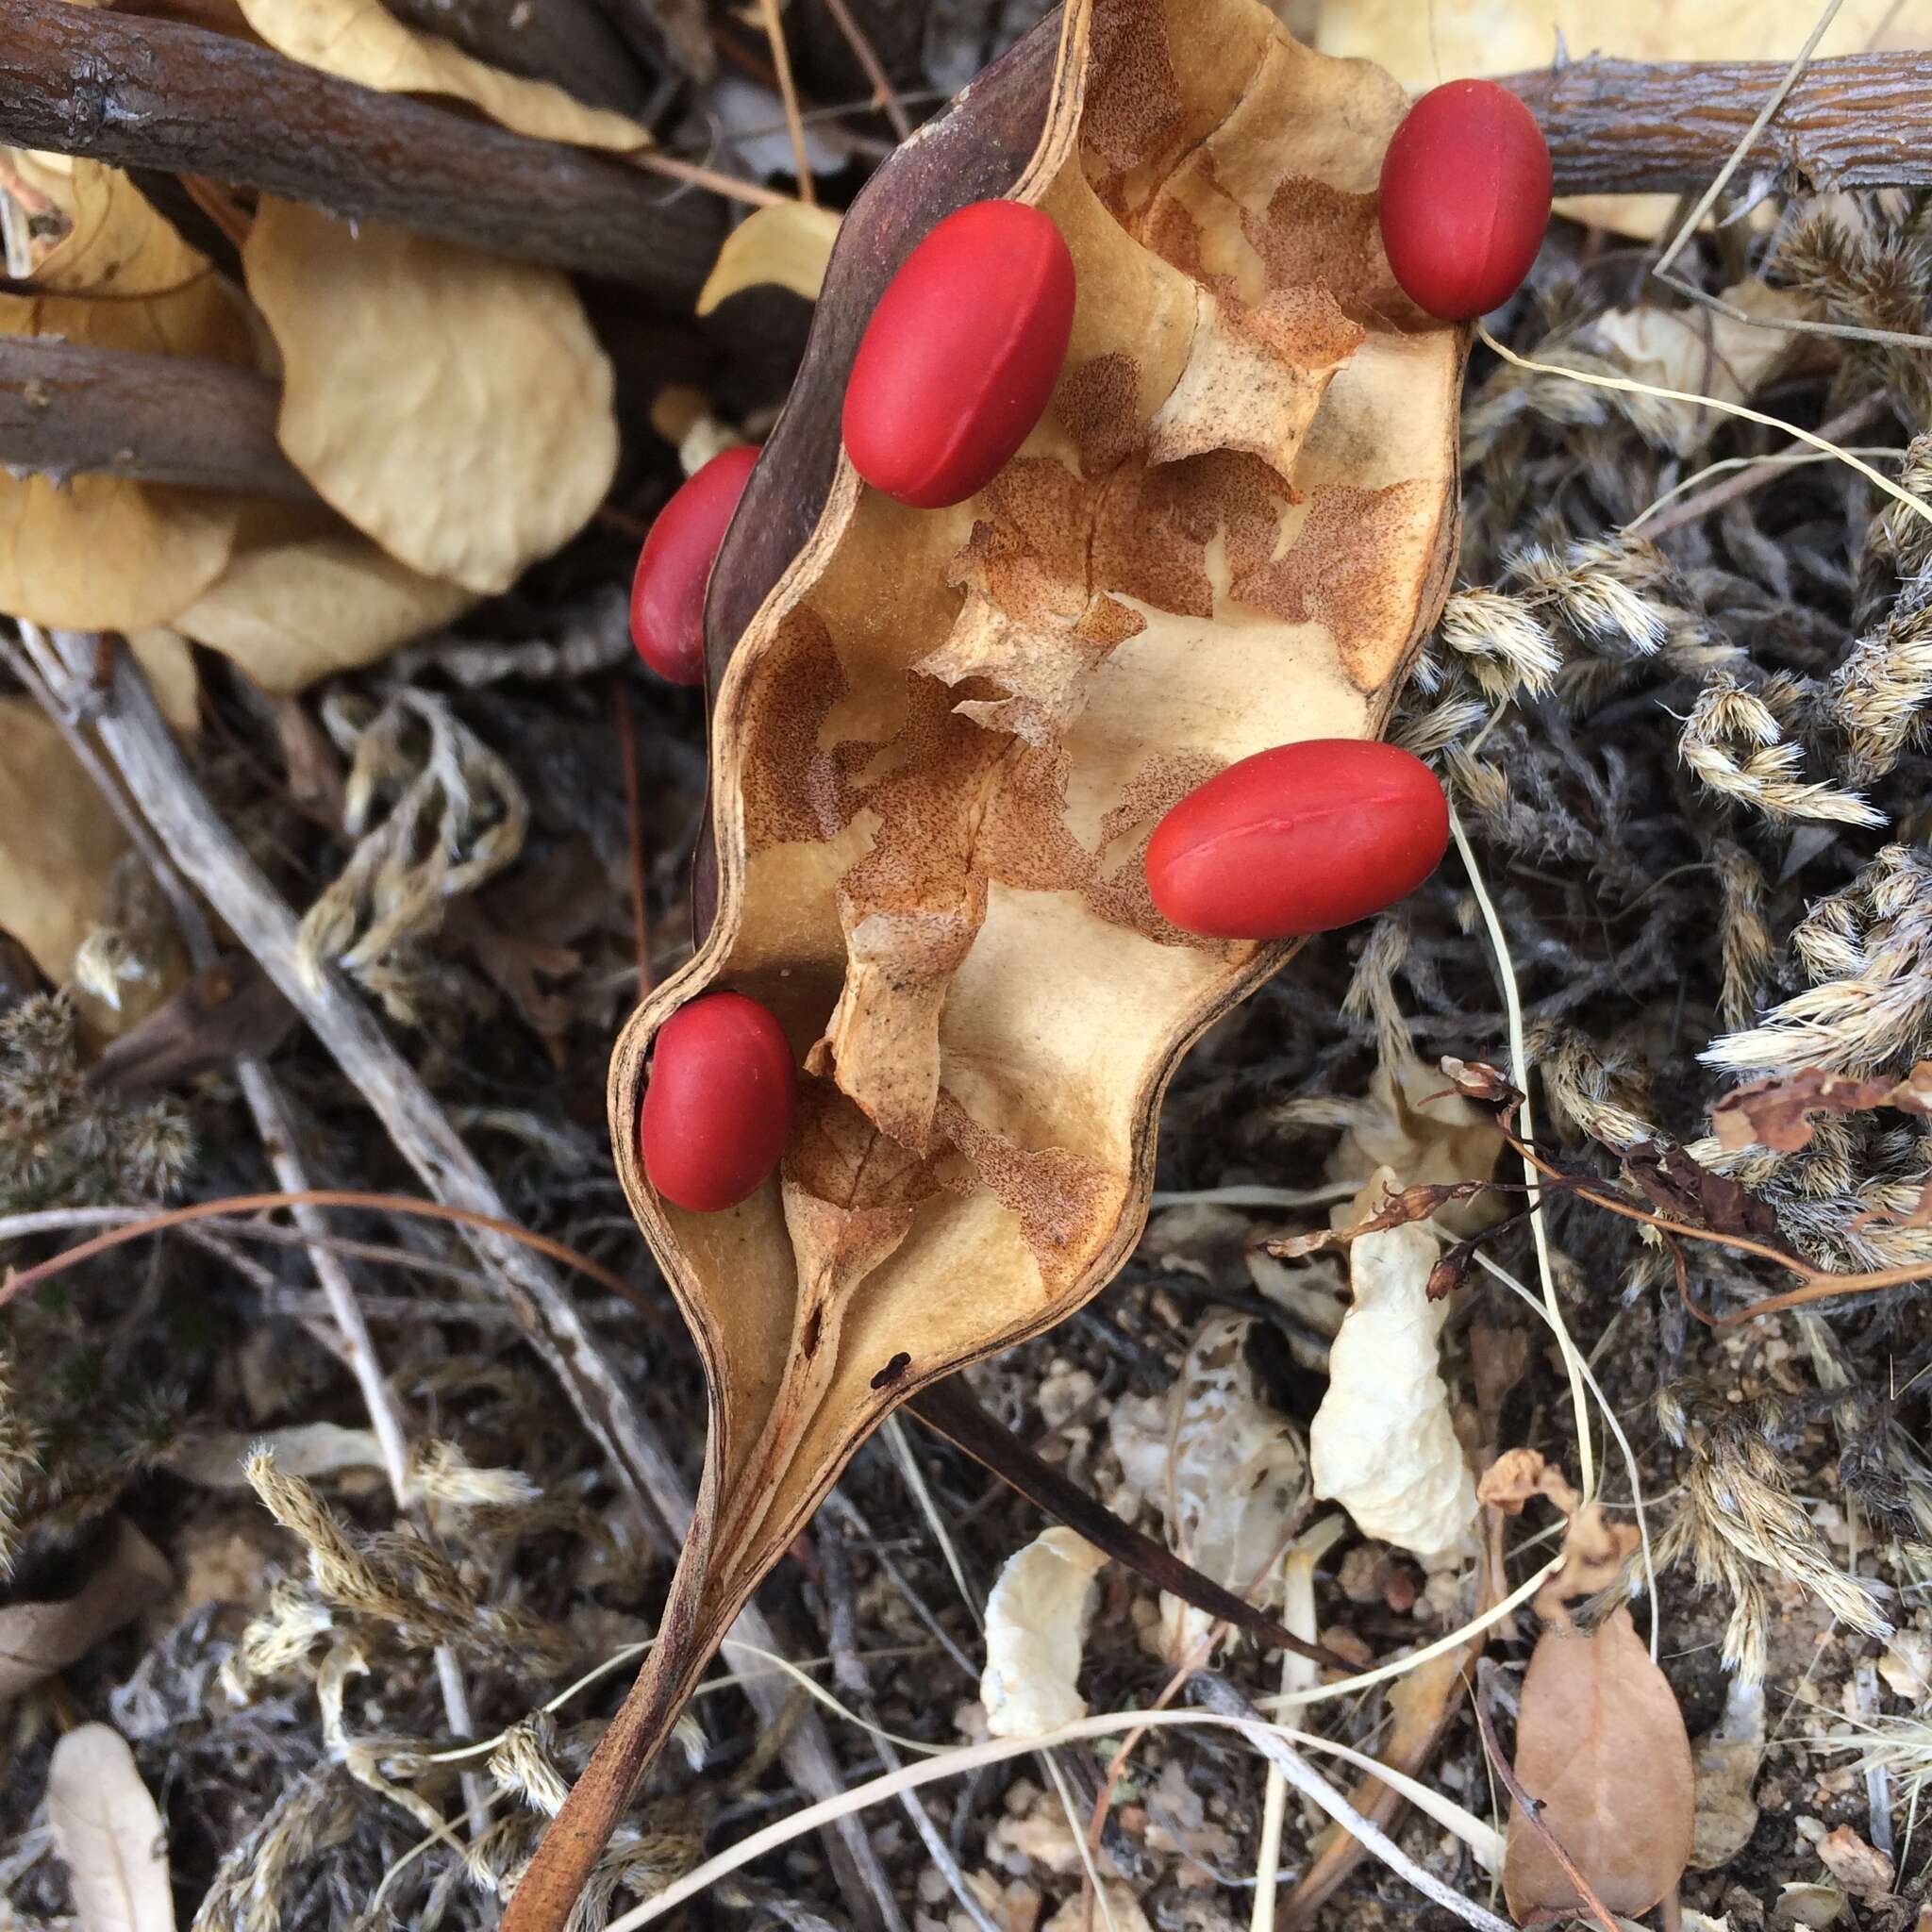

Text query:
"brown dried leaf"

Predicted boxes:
[[242, 201, 618, 595], [236, 0, 650, 149], [1504, 1606, 1694, 1923], [526, 1, 1465, 1915], [0, 1520, 172, 1702], [1624, 1139, 1785, 1243], [1711, 1063, 1932, 1154], [0, 158, 253, 628], [1477, 1447, 1641, 1623]]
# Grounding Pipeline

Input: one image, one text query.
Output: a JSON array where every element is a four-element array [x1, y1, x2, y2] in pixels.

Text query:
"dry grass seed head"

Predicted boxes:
[[1705, 846, 1932, 1075], [295, 689, 529, 1024], [1679, 672, 1884, 825], [1657, 1388, 1890, 1683]]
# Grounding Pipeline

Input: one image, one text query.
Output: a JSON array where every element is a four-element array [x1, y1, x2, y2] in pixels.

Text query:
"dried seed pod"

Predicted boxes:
[[516, 1, 1468, 1918]]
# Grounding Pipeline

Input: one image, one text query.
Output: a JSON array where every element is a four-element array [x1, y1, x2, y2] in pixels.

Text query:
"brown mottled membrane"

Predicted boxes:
[[584, 0, 1465, 1902]]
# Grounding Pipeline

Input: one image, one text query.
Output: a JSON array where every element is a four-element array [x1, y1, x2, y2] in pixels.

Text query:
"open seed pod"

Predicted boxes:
[[511, 0, 1467, 1920]]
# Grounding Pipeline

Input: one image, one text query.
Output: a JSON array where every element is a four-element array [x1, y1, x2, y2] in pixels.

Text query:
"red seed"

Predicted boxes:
[[1378, 80, 1552, 321], [629, 444, 759, 685], [639, 991, 796, 1212], [1143, 741, 1449, 941], [842, 200, 1075, 509]]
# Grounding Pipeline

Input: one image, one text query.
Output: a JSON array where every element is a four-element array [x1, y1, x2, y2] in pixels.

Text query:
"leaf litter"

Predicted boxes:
[[5, 0, 1932, 1927]]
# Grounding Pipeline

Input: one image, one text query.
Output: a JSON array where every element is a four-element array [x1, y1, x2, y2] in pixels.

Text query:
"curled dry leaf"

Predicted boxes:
[[0, 1518, 172, 1702], [1328, 1054, 1506, 1238], [697, 203, 845, 316], [0, 156, 252, 629], [517, 0, 1465, 1917], [1310, 1170, 1477, 1560], [1477, 1446, 1640, 1624], [1156, 1313, 1310, 1659], [242, 200, 619, 595], [1690, 1675, 1764, 1871], [174, 503, 475, 695], [979, 1525, 1108, 1738], [47, 1723, 175, 1932], [1504, 1606, 1694, 1924], [1816, 1825, 1895, 1900], [1711, 1061, 1932, 1155], [235, 0, 649, 149]]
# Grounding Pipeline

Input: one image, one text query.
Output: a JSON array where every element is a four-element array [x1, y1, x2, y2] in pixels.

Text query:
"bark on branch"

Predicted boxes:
[[0, 0, 721, 303], [0, 337, 314, 500], [1501, 51, 1932, 196]]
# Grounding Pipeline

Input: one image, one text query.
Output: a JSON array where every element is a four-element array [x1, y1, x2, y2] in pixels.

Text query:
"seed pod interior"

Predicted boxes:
[[608, 0, 1465, 1757]]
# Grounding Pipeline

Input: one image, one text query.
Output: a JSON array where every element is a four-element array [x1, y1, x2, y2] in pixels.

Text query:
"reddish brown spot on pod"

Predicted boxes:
[[1378, 80, 1552, 321], [630, 444, 759, 685], [639, 990, 795, 1212], [841, 200, 1075, 509], [1144, 741, 1449, 941]]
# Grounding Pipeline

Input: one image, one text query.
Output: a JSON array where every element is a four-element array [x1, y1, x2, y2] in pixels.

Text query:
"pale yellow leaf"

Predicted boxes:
[[175, 503, 475, 692], [0, 700, 128, 985], [242, 201, 619, 595], [235, 0, 648, 149], [124, 632, 202, 735], [47, 1724, 175, 1932], [0, 162, 255, 627], [696, 202, 843, 315], [980, 1527, 1107, 1739]]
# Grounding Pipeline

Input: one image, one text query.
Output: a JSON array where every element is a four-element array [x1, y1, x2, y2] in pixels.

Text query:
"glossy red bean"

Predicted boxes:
[[842, 200, 1075, 509], [1378, 80, 1552, 321], [1144, 741, 1448, 941], [639, 991, 795, 1212], [629, 444, 759, 685]]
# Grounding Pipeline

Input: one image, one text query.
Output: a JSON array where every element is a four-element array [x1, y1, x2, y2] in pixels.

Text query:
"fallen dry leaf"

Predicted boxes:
[[1328, 1053, 1505, 1237], [1690, 1676, 1764, 1871], [1776, 1884, 1847, 1929], [697, 203, 844, 316], [242, 200, 618, 595], [520, 0, 1467, 1914], [1817, 1825, 1896, 1901], [1587, 283, 1820, 453], [174, 502, 475, 693], [1311, 1170, 1476, 1560], [47, 1723, 175, 1932], [236, 0, 648, 149], [1156, 1314, 1311, 1658], [0, 700, 130, 986], [1711, 1061, 1932, 1154], [0, 158, 252, 628], [0, 1519, 172, 1702], [1504, 1605, 1694, 1922], [980, 1526, 1108, 1739], [167, 1424, 386, 1490], [1477, 1446, 1640, 1623]]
